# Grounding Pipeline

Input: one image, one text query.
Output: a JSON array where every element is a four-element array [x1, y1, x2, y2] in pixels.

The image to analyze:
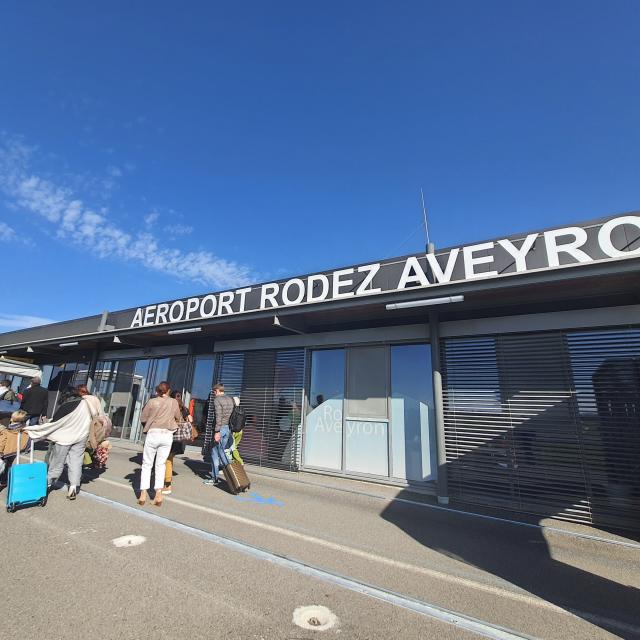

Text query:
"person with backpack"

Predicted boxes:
[[25, 385, 104, 500], [230, 396, 245, 465], [77, 384, 112, 470], [202, 383, 235, 486]]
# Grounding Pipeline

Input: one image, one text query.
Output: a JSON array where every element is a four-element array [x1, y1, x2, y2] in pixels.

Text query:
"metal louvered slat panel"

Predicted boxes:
[[566, 330, 640, 531], [215, 349, 305, 471], [442, 328, 640, 530]]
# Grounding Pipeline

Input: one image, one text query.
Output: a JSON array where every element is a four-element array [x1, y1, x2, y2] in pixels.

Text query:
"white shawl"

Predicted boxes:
[[26, 401, 91, 446]]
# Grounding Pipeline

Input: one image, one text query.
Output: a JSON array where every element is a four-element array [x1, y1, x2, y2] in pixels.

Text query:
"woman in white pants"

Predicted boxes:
[[139, 381, 181, 506]]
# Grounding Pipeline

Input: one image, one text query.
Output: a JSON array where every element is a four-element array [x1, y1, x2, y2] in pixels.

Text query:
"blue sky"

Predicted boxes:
[[0, 0, 638, 331]]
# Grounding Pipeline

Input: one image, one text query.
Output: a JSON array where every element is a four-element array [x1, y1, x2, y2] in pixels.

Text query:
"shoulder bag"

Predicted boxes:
[[84, 398, 107, 451]]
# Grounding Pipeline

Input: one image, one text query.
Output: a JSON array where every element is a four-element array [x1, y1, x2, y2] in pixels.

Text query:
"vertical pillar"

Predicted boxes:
[[87, 349, 99, 392], [430, 310, 449, 504]]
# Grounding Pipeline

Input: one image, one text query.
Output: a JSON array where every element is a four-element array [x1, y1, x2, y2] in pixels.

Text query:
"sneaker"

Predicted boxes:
[[161, 486, 172, 495], [202, 478, 216, 486], [67, 487, 77, 501]]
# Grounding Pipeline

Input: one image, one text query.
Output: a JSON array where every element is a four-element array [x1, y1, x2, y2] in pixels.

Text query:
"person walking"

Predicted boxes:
[[138, 381, 181, 506], [162, 390, 193, 495], [76, 384, 112, 469], [230, 396, 244, 465], [202, 383, 234, 486], [0, 379, 17, 402], [25, 385, 103, 500], [0, 409, 29, 486], [20, 376, 49, 425]]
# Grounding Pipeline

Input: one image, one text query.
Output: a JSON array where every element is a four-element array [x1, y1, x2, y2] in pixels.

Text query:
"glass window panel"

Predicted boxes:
[[304, 349, 344, 470], [345, 420, 389, 476], [70, 365, 89, 388], [167, 357, 188, 394], [188, 356, 215, 445], [46, 364, 66, 396], [391, 344, 436, 482], [40, 365, 54, 389], [190, 357, 215, 400], [346, 346, 388, 419], [110, 361, 136, 439], [154, 358, 170, 385], [127, 359, 152, 442], [92, 361, 113, 410]]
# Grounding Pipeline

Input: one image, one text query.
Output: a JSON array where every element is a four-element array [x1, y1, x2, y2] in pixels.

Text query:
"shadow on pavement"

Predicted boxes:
[[183, 457, 210, 480], [381, 491, 640, 637]]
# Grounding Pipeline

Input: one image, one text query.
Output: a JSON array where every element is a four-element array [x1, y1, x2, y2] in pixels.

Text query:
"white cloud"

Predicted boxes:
[[144, 211, 159, 226], [0, 220, 33, 246], [164, 223, 194, 236], [0, 136, 255, 290], [0, 313, 55, 331], [0, 222, 17, 241], [107, 165, 123, 178]]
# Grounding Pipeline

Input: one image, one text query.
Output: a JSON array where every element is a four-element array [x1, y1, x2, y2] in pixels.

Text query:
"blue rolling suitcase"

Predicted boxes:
[[6, 439, 48, 513]]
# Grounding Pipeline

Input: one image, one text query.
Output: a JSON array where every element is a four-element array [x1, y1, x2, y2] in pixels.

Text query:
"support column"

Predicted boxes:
[[429, 310, 449, 504], [86, 349, 99, 392]]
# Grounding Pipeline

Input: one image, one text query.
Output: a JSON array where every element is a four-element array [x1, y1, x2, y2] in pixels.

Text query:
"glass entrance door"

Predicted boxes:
[[92, 360, 136, 439], [303, 349, 345, 470], [93, 356, 189, 442], [303, 344, 436, 482]]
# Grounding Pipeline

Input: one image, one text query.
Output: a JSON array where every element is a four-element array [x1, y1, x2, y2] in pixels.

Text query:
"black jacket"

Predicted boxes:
[[52, 397, 81, 421], [20, 384, 49, 417]]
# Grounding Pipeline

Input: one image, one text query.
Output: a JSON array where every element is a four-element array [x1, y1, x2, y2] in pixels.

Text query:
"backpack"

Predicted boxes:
[[228, 404, 247, 433], [84, 398, 109, 450]]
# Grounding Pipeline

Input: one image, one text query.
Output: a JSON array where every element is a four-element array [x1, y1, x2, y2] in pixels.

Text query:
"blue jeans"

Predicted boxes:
[[210, 425, 232, 480]]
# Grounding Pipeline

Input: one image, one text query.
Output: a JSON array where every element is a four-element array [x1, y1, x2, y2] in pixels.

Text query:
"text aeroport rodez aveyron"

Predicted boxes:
[[130, 214, 640, 329]]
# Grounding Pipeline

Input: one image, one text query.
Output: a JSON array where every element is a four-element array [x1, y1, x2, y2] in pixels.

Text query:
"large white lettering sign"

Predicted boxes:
[[130, 215, 640, 328]]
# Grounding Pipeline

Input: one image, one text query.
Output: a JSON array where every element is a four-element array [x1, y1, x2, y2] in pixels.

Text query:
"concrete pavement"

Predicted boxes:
[[2, 443, 639, 639]]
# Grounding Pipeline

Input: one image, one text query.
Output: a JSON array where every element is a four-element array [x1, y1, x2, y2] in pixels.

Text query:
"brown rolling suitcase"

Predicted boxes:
[[223, 460, 251, 494]]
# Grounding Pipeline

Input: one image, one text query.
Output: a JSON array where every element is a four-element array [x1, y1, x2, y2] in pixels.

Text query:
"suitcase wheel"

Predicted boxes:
[[6, 503, 16, 513], [39, 496, 47, 507]]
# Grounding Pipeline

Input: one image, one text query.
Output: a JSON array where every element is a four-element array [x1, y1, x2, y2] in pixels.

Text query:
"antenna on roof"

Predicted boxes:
[[420, 188, 435, 254]]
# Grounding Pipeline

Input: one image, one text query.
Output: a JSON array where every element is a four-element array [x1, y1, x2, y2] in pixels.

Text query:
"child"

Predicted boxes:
[[92, 440, 112, 469], [0, 410, 29, 483]]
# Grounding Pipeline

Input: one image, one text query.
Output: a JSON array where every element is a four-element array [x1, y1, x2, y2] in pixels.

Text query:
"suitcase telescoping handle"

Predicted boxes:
[[14, 431, 34, 465]]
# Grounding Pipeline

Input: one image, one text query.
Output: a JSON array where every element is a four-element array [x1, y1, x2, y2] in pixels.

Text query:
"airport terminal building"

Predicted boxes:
[[1, 212, 639, 530]]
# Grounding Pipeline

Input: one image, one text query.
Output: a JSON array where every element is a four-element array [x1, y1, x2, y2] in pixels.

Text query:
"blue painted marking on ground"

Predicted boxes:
[[236, 492, 284, 507]]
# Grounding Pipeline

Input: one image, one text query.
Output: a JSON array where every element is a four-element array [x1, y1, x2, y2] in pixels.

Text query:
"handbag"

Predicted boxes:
[[173, 422, 193, 442], [84, 398, 108, 450]]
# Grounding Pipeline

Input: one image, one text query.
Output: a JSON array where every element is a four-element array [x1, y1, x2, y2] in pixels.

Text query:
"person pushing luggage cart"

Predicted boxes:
[[4, 410, 47, 512], [0, 410, 29, 488]]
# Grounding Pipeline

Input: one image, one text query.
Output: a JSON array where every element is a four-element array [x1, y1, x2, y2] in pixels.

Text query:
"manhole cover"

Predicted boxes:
[[292, 605, 338, 631]]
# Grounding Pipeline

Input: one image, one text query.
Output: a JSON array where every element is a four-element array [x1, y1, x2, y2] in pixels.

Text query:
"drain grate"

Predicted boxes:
[[292, 605, 338, 631]]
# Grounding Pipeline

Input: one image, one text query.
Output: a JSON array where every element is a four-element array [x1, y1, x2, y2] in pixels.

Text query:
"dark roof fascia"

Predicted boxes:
[[45, 210, 640, 336], [2, 254, 638, 351], [0, 210, 637, 349]]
